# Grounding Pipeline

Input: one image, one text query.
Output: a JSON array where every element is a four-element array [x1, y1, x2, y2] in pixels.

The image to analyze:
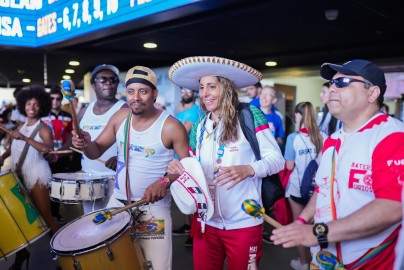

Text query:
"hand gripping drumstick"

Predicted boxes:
[[0, 124, 10, 134], [92, 199, 148, 224], [242, 199, 282, 229], [61, 80, 82, 139]]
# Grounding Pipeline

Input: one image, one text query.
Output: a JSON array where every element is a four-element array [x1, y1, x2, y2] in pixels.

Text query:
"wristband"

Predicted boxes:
[[296, 217, 308, 224], [158, 177, 170, 188]]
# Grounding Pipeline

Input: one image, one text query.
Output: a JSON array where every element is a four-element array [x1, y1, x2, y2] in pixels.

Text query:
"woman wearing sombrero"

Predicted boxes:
[[168, 56, 285, 269]]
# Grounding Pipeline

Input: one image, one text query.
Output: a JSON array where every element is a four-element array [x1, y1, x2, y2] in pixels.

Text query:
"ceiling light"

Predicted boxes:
[[325, 9, 339, 21], [69, 61, 80, 66], [265, 61, 277, 67], [143, 43, 157, 49], [65, 69, 75, 74], [22, 78, 31, 83], [63, 75, 71, 80]]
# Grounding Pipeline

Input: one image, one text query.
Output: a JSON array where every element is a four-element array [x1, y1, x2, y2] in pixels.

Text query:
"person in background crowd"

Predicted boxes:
[[0, 85, 59, 270], [173, 87, 203, 247], [246, 82, 262, 108], [318, 82, 339, 136], [272, 59, 404, 269], [154, 95, 167, 111], [72, 65, 190, 270], [167, 56, 284, 270], [259, 85, 285, 146], [380, 103, 390, 115], [284, 102, 323, 270], [77, 64, 127, 213]]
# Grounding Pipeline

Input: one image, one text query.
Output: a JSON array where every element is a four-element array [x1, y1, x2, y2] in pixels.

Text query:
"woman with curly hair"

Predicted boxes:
[[0, 85, 59, 269], [168, 56, 284, 270]]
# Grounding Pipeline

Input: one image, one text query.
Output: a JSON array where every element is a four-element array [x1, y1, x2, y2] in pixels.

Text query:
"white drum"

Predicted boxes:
[[50, 172, 109, 204]]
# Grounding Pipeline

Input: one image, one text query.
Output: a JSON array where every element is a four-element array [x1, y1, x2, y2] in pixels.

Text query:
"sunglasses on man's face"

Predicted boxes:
[[51, 97, 62, 101], [94, 76, 119, 84], [329, 77, 373, 88], [181, 89, 193, 94]]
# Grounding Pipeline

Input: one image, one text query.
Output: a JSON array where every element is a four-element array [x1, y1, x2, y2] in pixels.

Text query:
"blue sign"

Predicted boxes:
[[0, 0, 198, 47]]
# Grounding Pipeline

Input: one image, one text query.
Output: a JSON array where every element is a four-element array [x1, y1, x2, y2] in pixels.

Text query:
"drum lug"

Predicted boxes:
[[60, 183, 64, 197], [74, 182, 81, 199], [106, 245, 114, 261], [73, 256, 82, 270], [144, 260, 153, 270], [89, 182, 94, 200]]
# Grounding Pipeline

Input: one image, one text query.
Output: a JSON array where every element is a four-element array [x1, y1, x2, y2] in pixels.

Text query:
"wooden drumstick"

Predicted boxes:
[[92, 199, 148, 224], [69, 147, 106, 164], [48, 150, 73, 154], [0, 124, 10, 134], [61, 80, 82, 139]]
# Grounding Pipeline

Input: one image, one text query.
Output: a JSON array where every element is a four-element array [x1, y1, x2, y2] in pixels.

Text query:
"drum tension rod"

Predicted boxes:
[[106, 244, 115, 261], [73, 256, 82, 270]]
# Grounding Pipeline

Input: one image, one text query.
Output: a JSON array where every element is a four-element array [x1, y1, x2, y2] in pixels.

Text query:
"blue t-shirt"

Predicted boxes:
[[176, 104, 200, 126], [263, 113, 284, 139], [250, 98, 260, 108]]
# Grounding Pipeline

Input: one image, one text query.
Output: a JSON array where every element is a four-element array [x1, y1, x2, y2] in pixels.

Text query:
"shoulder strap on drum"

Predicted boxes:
[[15, 121, 45, 173]]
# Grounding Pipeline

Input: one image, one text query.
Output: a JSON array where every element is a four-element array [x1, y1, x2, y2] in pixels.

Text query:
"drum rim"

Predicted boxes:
[[50, 179, 107, 183], [52, 172, 110, 181], [50, 209, 132, 254]]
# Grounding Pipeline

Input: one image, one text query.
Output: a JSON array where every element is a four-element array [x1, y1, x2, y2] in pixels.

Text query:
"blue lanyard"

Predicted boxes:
[[198, 116, 224, 176]]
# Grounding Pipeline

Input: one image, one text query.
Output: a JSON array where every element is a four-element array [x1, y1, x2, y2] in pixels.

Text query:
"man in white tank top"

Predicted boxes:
[[72, 66, 190, 270], [77, 64, 127, 213]]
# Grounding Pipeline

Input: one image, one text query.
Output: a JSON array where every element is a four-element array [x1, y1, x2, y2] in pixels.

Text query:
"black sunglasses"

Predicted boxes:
[[51, 97, 62, 101], [95, 76, 119, 84], [329, 77, 373, 88]]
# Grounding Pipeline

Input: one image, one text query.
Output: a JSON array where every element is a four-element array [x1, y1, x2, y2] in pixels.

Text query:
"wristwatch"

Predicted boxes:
[[313, 223, 329, 249]]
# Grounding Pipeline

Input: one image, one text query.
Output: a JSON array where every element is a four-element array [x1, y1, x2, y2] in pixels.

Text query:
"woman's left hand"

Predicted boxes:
[[214, 165, 255, 190]]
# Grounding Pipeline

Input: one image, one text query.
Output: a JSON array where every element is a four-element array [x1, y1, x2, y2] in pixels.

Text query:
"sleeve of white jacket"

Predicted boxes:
[[248, 106, 285, 178]]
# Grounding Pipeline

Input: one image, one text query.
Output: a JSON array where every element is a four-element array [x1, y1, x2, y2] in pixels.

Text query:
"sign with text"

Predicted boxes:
[[0, 0, 197, 47]]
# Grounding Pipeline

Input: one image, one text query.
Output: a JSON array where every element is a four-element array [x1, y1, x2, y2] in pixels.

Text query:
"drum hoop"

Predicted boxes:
[[50, 209, 132, 253], [50, 179, 106, 184], [51, 225, 133, 256], [52, 172, 108, 181]]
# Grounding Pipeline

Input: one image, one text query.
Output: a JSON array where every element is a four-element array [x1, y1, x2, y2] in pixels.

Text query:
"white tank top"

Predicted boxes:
[[113, 110, 174, 206], [80, 100, 126, 176]]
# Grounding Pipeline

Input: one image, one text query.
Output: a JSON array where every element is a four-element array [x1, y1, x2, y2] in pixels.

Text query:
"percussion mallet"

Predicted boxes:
[[61, 80, 82, 139], [241, 199, 282, 229], [69, 147, 106, 164], [92, 199, 148, 225]]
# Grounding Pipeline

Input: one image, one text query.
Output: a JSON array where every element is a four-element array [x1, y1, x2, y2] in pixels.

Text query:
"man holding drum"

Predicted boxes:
[[72, 66, 190, 270]]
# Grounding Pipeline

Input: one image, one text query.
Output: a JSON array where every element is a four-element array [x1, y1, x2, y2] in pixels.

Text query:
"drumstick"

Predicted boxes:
[[92, 199, 148, 224], [48, 150, 73, 154], [0, 124, 10, 133], [61, 80, 82, 139], [69, 147, 106, 164], [242, 199, 282, 228]]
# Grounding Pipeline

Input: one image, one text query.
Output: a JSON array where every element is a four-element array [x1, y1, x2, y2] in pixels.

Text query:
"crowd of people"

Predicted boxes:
[[0, 57, 403, 270]]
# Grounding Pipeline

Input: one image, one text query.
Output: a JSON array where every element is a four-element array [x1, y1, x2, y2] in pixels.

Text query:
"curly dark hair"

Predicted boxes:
[[16, 85, 51, 117]]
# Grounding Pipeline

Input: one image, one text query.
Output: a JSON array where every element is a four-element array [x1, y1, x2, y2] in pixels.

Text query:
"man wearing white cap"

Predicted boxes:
[[272, 59, 404, 269], [72, 65, 190, 270], [168, 56, 284, 270]]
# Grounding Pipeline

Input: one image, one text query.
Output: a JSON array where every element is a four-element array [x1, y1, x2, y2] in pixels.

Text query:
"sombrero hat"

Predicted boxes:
[[168, 56, 262, 90], [170, 157, 214, 223]]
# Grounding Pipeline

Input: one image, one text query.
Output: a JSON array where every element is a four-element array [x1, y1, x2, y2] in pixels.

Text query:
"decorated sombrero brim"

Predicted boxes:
[[168, 56, 262, 90]]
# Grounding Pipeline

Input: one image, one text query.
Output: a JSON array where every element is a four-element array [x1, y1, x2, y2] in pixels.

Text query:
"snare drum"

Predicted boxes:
[[0, 170, 49, 260], [51, 210, 143, 270], [50, 173, 108, 204]]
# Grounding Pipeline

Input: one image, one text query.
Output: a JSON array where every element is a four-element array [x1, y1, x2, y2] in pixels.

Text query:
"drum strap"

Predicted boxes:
[[124, 112, 132, 203], [15, 121, 45, 174]]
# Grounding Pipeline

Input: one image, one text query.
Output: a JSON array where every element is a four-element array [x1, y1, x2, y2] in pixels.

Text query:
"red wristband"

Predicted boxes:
[[158, 177, 169, 188], [296, 217, 307, 224]]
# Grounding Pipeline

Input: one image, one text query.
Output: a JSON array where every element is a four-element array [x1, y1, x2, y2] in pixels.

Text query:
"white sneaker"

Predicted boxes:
[[290, 258, 308, 270]]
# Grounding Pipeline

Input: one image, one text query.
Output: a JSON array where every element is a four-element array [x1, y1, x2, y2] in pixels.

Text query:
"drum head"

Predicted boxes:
[[51, 210, 131, 252], [52, 172, 105, 181]]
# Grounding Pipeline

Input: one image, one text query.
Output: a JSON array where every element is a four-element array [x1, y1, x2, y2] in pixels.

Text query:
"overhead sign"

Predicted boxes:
[[0, 0, 197, 47]]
